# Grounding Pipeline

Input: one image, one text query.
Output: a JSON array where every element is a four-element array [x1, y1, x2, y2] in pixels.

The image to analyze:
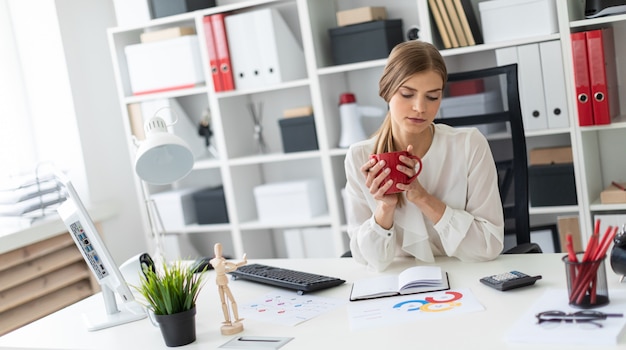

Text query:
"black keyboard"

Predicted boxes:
[[229, 263, 345, 295]]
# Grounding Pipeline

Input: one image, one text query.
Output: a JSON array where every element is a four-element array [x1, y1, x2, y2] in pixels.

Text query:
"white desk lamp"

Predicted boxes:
[[134, 112, 194, 263]]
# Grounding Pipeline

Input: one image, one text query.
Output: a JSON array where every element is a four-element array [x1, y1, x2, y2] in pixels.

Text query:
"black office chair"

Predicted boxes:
[[436, 63, 541, 254]]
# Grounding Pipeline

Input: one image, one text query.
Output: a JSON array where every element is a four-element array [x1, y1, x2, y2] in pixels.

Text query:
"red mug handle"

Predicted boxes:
[[406, 154, 422, 182]]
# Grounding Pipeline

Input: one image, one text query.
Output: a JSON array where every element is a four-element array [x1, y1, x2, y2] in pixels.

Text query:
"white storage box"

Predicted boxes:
[[440, 90, 502, 118], [254, 179, 327, 223], [124, 35, 204, 95], [479, 0, 558, 44], [151, 188, 200, 231], [439, 90, 506, 134]]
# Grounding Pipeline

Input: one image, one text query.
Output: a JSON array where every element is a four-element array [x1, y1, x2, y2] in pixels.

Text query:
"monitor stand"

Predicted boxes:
[[82, 285, 146, 331]]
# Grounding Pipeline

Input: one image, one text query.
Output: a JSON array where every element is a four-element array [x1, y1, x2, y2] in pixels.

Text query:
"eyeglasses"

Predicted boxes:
[[535, 310, 623, 329]]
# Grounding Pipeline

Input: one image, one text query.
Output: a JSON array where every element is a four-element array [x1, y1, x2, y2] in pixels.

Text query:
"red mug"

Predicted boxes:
[[369, 151, 423, 194]]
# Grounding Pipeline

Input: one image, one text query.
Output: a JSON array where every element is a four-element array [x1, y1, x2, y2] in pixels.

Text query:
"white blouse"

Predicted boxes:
[[344, 123, 504, 271]]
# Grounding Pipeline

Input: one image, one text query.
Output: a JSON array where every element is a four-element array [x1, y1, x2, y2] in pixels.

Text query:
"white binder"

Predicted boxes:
[[539, 40, 570, 129], [226, 9, 307, 90], [225, 12, 263, 90], [253, 8, 307, 85], [494, 46, 518, 112], [516, 43, 548, 131]]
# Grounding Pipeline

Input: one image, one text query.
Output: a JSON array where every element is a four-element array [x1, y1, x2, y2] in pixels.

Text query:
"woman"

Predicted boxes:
[[344, 40, 504, 271]]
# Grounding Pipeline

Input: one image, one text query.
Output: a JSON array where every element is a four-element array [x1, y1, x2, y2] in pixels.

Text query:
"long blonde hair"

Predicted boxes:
[[373, 41, 447, 154], [372, 41, 447, 205]]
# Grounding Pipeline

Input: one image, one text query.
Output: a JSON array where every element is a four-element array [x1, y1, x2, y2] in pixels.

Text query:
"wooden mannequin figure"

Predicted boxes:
[[210, 243, 247, 335]]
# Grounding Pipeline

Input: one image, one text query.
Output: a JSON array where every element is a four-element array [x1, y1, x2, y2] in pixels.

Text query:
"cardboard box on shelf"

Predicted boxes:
[[336, 6, 387, 27], [557, 216, 582, 261], [140, 26, 196, 43], [601, 182, 626, 204], [283, 106, 314, 118], [529, 146, 573, 165]]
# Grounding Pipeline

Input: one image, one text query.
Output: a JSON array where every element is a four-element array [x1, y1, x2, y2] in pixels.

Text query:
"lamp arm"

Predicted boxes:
[[140, 180, 167, 264]]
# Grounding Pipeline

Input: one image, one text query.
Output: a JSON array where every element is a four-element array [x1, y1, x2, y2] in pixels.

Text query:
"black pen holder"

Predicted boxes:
[[563, 253, 609, 309]]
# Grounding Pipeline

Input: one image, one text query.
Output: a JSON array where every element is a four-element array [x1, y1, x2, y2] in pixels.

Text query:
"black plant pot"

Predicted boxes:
[[154, 306, 197, 347]]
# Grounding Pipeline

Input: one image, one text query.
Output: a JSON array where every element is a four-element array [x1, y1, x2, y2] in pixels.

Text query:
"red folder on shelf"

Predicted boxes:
[[586, 28, 618, 125], [211, 13, 235, 91], [202, 16, 223, 92], [570, 31, 593, 126]]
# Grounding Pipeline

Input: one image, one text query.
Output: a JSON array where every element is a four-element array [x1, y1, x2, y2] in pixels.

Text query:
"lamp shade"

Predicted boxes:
[[135, 116, 194, 185]]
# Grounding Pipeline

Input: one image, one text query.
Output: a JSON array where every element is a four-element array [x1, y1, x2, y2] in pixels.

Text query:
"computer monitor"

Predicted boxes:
[[55, 174, 146, 331]]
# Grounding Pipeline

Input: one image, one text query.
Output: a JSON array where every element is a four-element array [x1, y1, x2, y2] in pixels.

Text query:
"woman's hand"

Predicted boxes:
[[396, 145, 428, 203], [361, 157, 398, 206]]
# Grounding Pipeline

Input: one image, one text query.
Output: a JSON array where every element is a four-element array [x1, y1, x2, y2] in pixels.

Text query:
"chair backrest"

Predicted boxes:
[[435, 64, 531, 247]]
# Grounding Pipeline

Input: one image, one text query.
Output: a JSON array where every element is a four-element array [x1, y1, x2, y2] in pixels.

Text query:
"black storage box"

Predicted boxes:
[[278, 115, 319, 153], [192, 186, 228, 224], [150, 0, 216, 19], [529, 163, 577, 207], [329, 19, 404, 65]]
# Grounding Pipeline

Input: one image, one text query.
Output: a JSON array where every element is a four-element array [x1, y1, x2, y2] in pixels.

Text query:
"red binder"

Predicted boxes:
[[211, 13, 235, 91], [570, 32, 593, 126], [586, 28, 617, 125], [202, 16, 223, 92]]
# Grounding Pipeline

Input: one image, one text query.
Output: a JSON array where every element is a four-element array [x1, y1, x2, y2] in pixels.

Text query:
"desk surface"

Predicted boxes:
[[1, 254, 625, 349]]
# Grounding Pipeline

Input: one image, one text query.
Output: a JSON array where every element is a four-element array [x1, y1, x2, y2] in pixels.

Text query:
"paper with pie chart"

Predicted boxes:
[[347, 288, 484, 330]]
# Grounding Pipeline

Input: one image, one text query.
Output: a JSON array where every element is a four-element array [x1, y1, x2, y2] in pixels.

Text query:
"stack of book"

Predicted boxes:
[[0, 172, 66, 230], [428, 0, 483, 49]]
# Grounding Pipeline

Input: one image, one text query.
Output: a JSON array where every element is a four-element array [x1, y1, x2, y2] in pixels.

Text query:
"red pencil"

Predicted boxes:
[[612, 181, 626, 191], [571, 226, 617, 304]]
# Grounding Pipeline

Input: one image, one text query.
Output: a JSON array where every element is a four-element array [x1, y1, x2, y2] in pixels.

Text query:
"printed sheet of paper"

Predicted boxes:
[[506, 288, 626, 345], [239, 291, 347, 326], [347, 288, 484, 330]]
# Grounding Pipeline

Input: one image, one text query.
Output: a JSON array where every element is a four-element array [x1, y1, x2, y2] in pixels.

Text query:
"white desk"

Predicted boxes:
[[1, 253, 625, 349]]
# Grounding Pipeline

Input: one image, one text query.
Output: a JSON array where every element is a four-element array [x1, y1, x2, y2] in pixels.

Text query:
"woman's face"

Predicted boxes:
[[388, 70, 443, 137]]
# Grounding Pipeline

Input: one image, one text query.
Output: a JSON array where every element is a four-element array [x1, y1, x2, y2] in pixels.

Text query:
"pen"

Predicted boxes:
[[612, 181, 626, 191], [238, 337, 281, 342]]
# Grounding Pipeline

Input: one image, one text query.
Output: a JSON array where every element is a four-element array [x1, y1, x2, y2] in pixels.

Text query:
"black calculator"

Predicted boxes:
[[480, 271, 542, 291]]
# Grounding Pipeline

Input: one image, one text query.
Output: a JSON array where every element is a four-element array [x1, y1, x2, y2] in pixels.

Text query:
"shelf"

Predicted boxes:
[[570, 13, 626, 28], [579, 116, 626, 132], [123, 86, 209, 104], [529, 205, 579, 215], [526, 127, 572, 137], [317, 59, 387, 76], [238, 214, 332, 230], [329, 148, 348, 157], [215, 79, 310, 98], [108, 0, 626, 259], [438, 34, 562, 57], [228, 150, 321, 166], [589, 200, 626, 212], [169, 223, 232, 234], [193, 157, 222, 170]]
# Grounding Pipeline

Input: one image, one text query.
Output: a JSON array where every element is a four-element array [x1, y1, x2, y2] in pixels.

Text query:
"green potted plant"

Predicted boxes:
[[135, 260, 208, 347]]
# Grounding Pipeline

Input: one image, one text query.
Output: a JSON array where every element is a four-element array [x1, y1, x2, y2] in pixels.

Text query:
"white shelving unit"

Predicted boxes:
[[107, 0, 626, 259]]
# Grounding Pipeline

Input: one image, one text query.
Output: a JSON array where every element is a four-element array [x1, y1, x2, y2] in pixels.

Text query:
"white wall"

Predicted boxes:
[[5, 0, 147, 265], [54, 0, 147, 265]]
